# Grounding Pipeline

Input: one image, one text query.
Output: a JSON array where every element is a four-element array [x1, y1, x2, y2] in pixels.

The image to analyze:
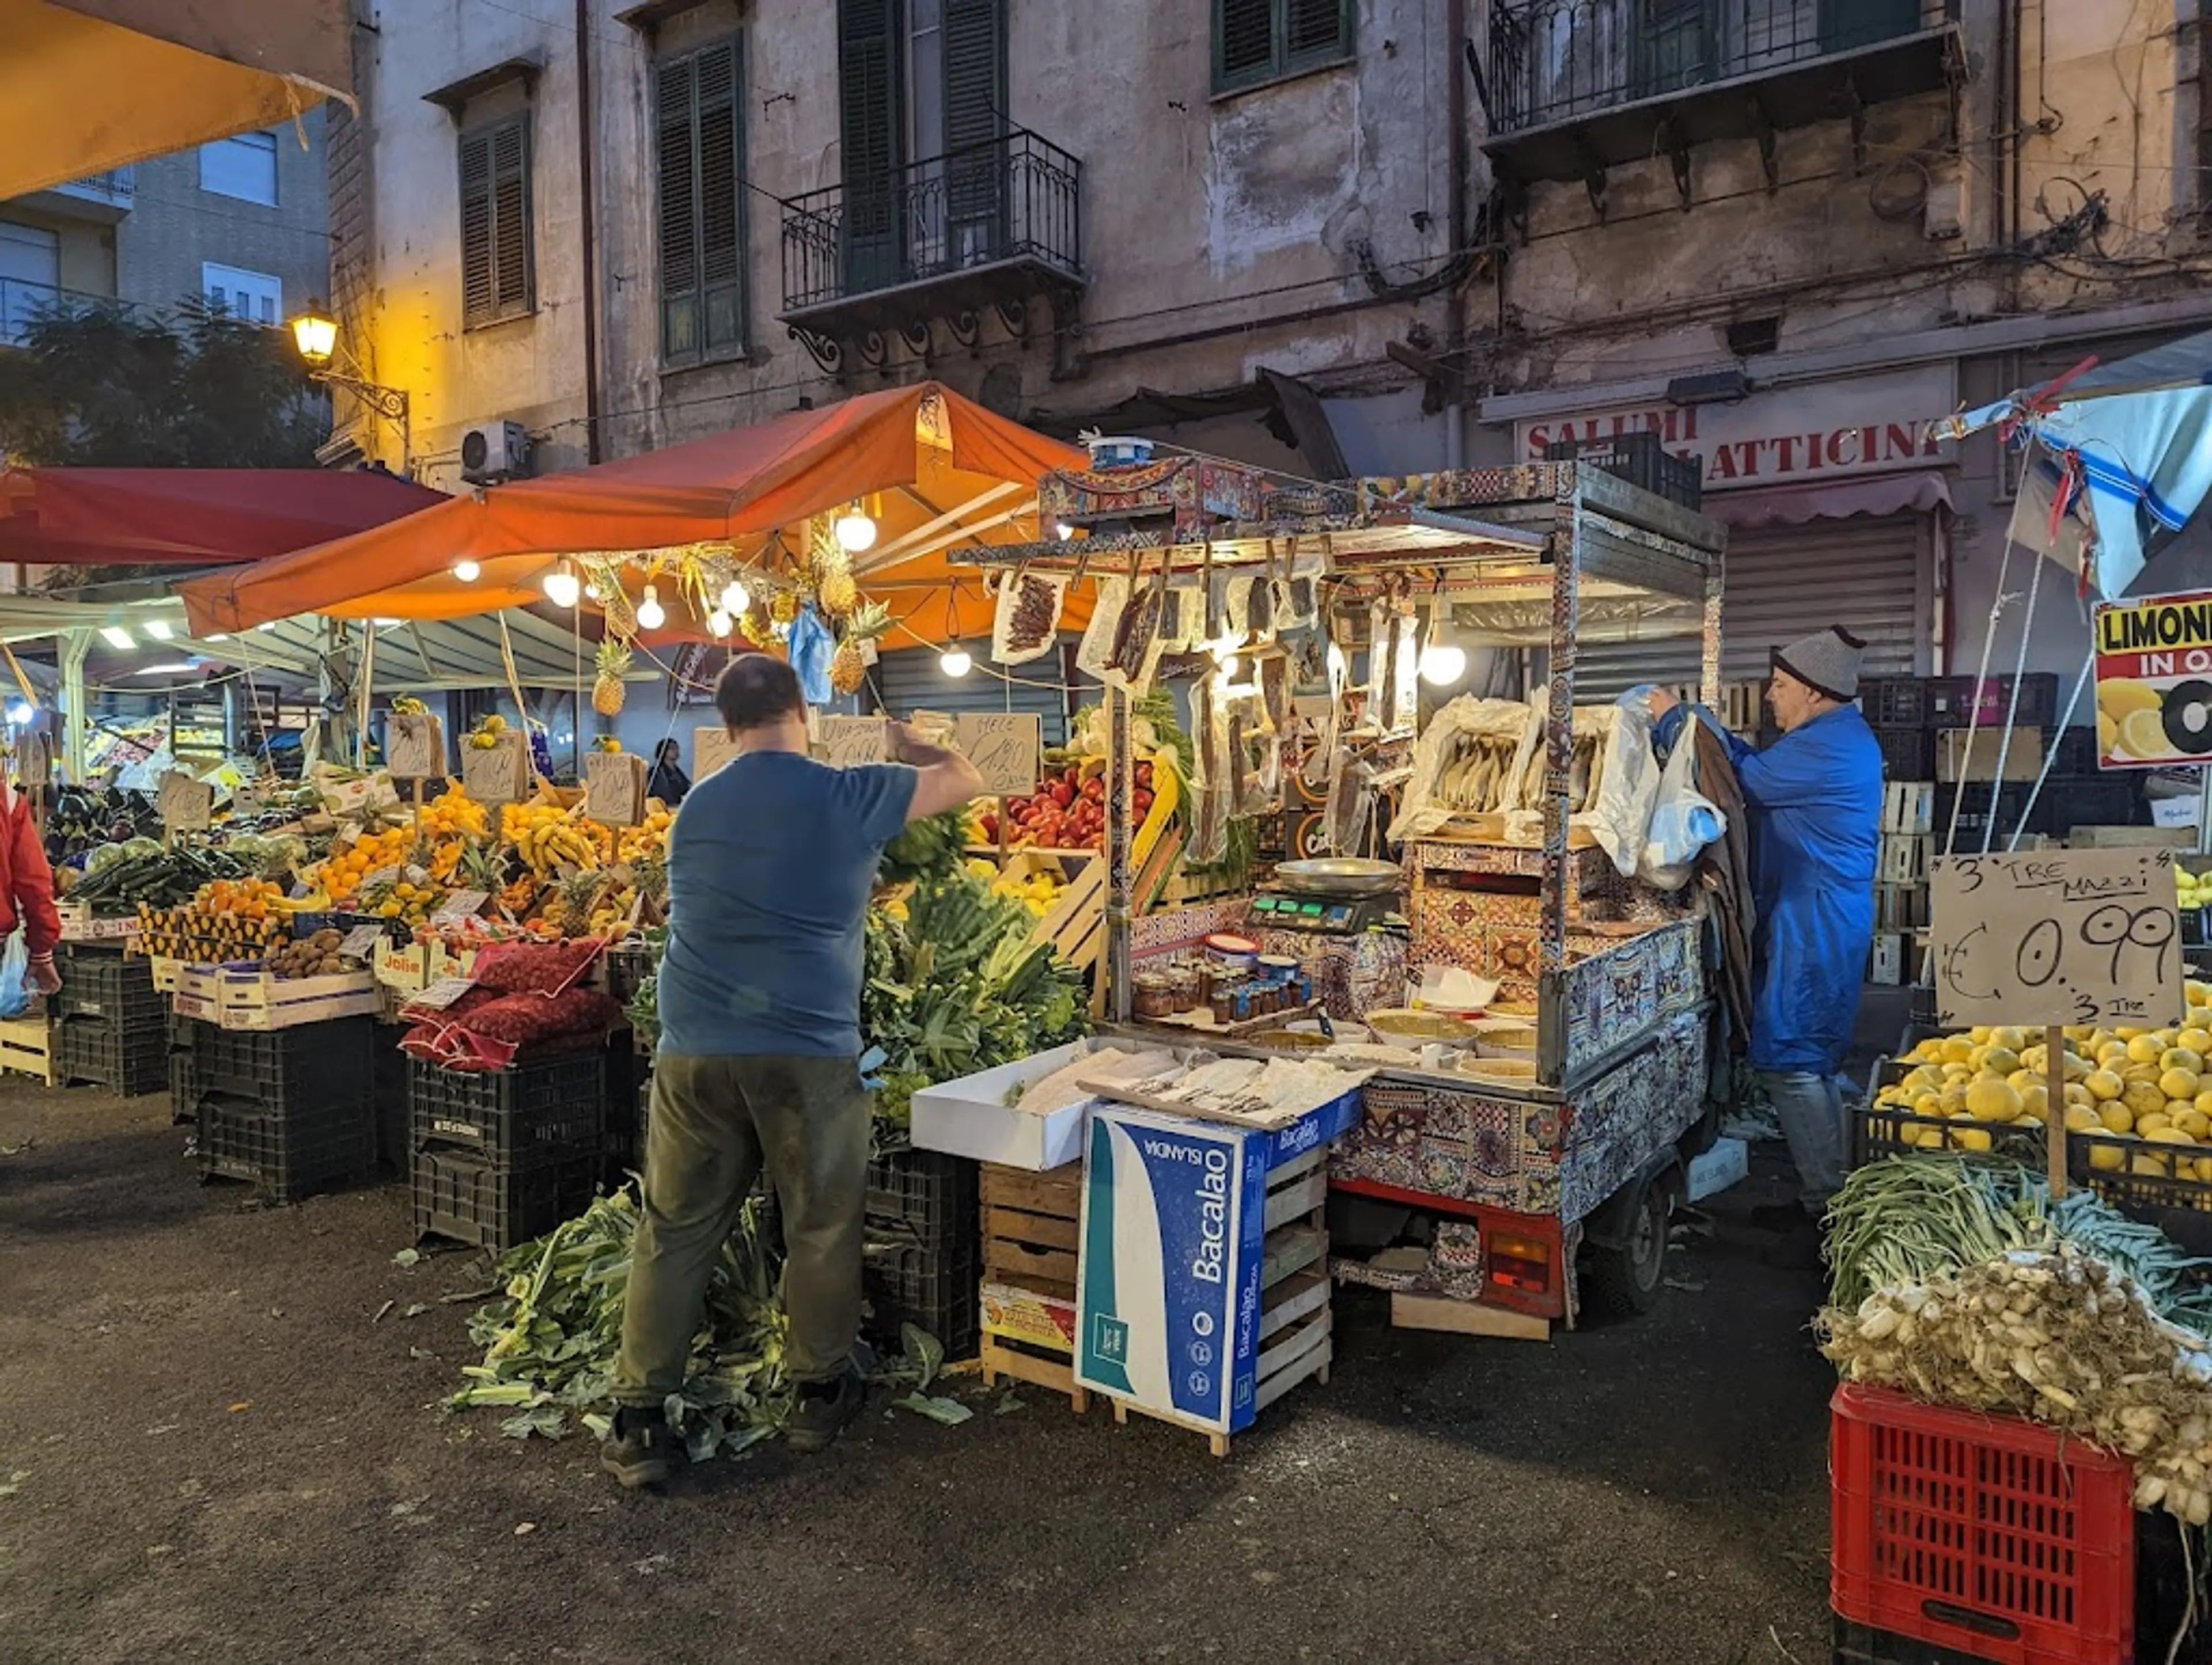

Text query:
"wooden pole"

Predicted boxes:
[[2046, 1021, 2068, 1198]]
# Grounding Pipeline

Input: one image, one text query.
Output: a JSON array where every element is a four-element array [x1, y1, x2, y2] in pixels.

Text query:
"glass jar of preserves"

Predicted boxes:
[[1132, 971, 1173, 1020]]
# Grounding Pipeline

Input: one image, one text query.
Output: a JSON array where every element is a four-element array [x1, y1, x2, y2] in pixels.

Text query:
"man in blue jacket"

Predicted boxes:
[[1652, 626, 1883, 1266]]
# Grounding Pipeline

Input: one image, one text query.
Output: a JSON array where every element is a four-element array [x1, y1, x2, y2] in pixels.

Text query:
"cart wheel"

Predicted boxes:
[[1581, 1173, 1669, 1320]]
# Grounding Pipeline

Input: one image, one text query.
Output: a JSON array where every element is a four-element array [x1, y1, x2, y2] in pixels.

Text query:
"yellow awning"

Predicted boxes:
[[0, 0, 353, 199]]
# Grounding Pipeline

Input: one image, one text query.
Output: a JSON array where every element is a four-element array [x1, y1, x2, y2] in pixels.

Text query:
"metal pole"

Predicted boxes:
[[59, 629, 89, 784], [1105, 682, 1132, 1025], [1537, 469, 1582, 1090]]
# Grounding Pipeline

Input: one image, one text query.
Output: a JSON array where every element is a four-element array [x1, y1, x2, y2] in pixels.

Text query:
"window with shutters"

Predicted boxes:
[[458, 115, 534, 329], [656, 38, 749, 366], [1213, 0, 1354, 96]]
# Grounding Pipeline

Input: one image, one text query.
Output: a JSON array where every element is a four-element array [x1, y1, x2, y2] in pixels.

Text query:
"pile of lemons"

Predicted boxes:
[[2176, 860, 2208, 913], [1878, 983, 2212, 1180]]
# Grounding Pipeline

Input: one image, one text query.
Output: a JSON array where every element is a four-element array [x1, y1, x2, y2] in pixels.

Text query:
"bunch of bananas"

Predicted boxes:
[[502, 799, 601, 875], [617, 807, 674, 863]]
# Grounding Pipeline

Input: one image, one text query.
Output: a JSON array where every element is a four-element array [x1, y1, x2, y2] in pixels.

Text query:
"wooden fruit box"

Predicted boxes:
[[55, 901, 139, 943], [0, 1011, 55, 1086], [214, 968, 380, 1031], [979, 1161, 1090, 1412]]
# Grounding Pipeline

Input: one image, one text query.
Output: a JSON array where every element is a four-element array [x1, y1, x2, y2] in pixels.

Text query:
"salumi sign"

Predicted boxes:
[[1513, 366, 1957, 491]]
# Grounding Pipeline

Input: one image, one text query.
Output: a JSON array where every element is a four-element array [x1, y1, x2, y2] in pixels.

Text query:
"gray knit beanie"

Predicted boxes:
[[1772, 625, 1866, 703]]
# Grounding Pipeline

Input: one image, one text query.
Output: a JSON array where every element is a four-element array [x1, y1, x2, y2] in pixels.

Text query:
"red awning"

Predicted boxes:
[[1706, 470, 1952, 529], [0, 467, 446, 566]]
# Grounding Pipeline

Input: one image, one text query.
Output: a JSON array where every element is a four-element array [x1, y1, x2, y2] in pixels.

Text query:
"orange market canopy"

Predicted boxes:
[[179, 382, 1090, 650], [0, 0, 353, 199]]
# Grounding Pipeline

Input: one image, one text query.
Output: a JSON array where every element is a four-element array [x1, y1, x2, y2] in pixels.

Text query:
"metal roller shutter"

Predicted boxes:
[[873, 646, 1078, 747], [1571, 512, 1933, 701]]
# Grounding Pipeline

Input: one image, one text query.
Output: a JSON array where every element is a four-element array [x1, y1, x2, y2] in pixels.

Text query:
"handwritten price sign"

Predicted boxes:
[[954, 712, 1042, 798], [694, 726, 738, 780], [816, 716, 887, 768], [1931, 848, 2184, 1030]]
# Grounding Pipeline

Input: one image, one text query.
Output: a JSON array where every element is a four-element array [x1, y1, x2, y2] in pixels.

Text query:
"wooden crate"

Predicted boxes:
[[1874, 883, 1928, 932], [1877, 834, 1930, 886], [1104, 1144, 1334, 1458], [1882, 781, 1935, 836], [0, 1011, 54, 1086], [979, 1162, 1089, 1413]]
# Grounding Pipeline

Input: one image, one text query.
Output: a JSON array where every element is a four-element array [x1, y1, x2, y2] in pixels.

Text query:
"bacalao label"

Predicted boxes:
[[2093, 589, 2212, 769]]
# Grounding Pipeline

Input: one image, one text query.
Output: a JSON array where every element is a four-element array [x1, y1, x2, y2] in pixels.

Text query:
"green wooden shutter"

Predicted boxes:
[[459, 127, 494, 324], [1214, 0, 1277, 92], [694, 40, 745, 355], [1819, 0, 1923, 53], [654, 54, 700, 358], [839, 0, 904, 295], [1283, 0, 1351, 71], [488, 117, 532, 318], [942, 0, 1006, 267]]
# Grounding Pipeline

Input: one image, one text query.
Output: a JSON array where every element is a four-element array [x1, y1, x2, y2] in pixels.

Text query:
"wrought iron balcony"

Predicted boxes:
[[1477, 0, 1962, 202], [778, 126, 1084, 379]]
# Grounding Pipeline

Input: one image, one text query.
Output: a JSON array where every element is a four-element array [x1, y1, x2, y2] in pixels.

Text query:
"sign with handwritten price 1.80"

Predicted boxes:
[[953, 712, 1042, 798], [1930, 848, 2184, 1030]]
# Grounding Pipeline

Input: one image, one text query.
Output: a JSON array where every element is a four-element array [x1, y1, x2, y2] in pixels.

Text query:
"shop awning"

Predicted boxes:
[[178, 382, 1088, 640], [0, 467, 446, 566], [0, 0, 354, 199], [1707, 471, 1952, 529]]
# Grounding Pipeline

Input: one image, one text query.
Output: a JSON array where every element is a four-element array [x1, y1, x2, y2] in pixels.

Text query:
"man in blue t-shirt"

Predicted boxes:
[[602, 654, 983, 1489]]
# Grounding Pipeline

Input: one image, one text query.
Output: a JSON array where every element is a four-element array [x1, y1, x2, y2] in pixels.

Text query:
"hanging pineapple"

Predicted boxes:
[[809, 515, 859, 620], [770, 589, 801, 627], [831, 601, 892, 696], [587, 559, 637, 637], [593, 636, 632, 715]]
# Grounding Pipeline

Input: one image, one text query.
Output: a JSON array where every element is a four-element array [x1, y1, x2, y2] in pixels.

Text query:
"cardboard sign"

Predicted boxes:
[[386, 711, 446, 780], [430, 889, 488, 928], [1930, 848, 2184, 1029], [158, 769, 213, 833], [816, 715, 888, 768], [584, 750, 647, 826], [695, 726, 738, 779], [2093, 589, 2212, 769], [955, 712, 1042, 798], [459, 729, 531, 806], [408, 974, 477, 1010], [339, 924, 388, 961]]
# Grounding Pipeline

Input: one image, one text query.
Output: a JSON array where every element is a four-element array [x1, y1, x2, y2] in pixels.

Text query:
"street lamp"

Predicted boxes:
[[288, 297, 411, 466]]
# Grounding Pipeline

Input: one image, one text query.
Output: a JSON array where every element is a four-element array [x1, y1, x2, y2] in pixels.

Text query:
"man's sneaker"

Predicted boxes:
[[785, 1367, 863, 1454], [600, 1404, 676, 1489]]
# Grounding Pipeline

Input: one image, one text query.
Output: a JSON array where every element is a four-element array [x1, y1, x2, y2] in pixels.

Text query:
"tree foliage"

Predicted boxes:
[[0, 298, 325, 468]]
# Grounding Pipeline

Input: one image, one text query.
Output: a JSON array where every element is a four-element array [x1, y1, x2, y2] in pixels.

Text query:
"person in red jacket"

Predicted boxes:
[[2, 782, 62, 996]]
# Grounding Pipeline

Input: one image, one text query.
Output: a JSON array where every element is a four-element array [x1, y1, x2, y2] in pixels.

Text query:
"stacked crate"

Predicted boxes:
[[863, 1150, 981, 1357], [178, 1015, 379, 1201], [1868, 782, 1931, 988], [978, 1161, 1088, 1411], [51, 943, 165, 1094], [408, 1052, 606, 1250]]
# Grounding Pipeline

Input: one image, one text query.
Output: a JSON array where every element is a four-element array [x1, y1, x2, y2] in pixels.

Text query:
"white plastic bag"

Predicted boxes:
[[1638, 723, 1728, 890], [0, 929, 30, 1020], [1582, 699, 1662, 877]]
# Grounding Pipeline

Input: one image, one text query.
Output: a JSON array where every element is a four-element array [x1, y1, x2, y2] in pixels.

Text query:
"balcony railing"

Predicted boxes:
[[1485, 0, 1952, 134], [779, 126, 1082, 317], [51, 167, 137, 208]]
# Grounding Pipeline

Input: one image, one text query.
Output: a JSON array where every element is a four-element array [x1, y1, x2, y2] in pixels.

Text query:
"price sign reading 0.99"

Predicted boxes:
[[1930, 848, 2184, 1030]]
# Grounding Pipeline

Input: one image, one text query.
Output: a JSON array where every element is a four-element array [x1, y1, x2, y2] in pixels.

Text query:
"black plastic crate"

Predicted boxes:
[[2048, 723, 2101, 777], [1828, 1615, 1999, 1665], [51, 947, 161, 1023], [1930, 782, 2046, 847], [1541, 429, 1703, 510], [603, 1046, 649, 1184], [1869, 727, 1932, 781], [407, 1053, 607, 1162], [862, 1232, 979, 1357], [372, 1035, 408, 1172], [52, 1012, 165, 1095], [1925, 672, 2058, 730], [178, 1014, 378, 1101], [196, 1088, 377, 1203], [169, 1047, 196, 1125], [603, 943, 656, 1006], [865, 1148, 981, 1244], [2044, 773, 2140, 832], [1858, 676, 1929, 730], [411, 1140, 599, 1250]]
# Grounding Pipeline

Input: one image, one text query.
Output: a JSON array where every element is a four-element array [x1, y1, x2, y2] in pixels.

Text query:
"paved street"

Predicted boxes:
[[1, 1083, 1837, 1665]]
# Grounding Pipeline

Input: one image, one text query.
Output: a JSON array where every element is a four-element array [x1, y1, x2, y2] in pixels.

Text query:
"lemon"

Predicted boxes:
[[2090, 1141, 2129, 1171], [2124, 1062, 2165, 1088], [1981, 1046, 2022, 1078], [1939, 1086, 1970, 1117], [2126, 1080, 2170, 1120], [2100, 1102, 2137, 1135], [2135, 1151, 2176, 1175], [1944, 1063, 1974, 1082], [1941, 1037, 1975, 1065], [2162, 1067, 2202, 1100], [2128, 1034, 2166, 1065], [2063, 1082, 2093, 1108], [1914, 1127, 1948, 1150], [2086, 1069, 2125, 1102], [2007, 1069, 2037, 1093], [2139, 1114, 2173, 1137], [2150, 1125, 2199, 1146], [1991, 1026, 2028, 1052], [2120, 707, 2169, 758], [1911, 1091, 1943, 1117], [2101, 676, 2162, 718], [2019, 1084, 2050, 1116], [2166, 1048, 2205, 1076], [2181, 1029, 2212, 1056], [2014, 1114, 2047, 1129], [2117, 1026, 2150, 1042], [2098, 1041, 2131, 1068], [1953, 1127, 1994, 1152], [2183, 1110, 2212, 1141], [2099, 711, 2120, 753], [1965, 1079, 2022, 1122], [2065, 1104, 2101, 1132]]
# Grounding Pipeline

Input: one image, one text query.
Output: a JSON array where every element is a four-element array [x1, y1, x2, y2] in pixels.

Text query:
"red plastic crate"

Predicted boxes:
[[1830, 1385, 2135, 1665]]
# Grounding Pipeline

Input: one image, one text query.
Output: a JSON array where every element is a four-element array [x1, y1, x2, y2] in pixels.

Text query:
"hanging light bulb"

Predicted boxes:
[[452, 559, 482, 583], [1418, 641, 1468, 687], [720, 578, 751, 617], [1054, 521, 1075, 541], [584, 581, 601, 602], [1219, 654, 1241, 679], [707, 608, 733, 638], [543, 563, 581, 609], [834, 502, 877, 553], [635, 585, 665, 631], [940, 642, 973, 678]]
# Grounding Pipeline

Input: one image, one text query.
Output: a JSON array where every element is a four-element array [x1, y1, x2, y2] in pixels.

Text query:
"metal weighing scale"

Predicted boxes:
[[1249, 856, 1408, 935]]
